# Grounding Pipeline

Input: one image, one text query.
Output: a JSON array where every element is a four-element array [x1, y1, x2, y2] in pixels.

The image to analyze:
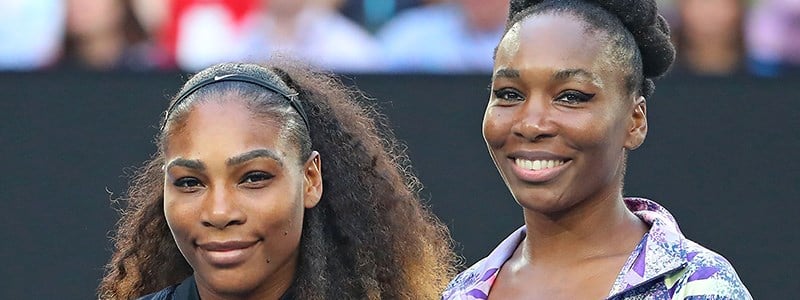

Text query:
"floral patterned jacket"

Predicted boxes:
[[442, 198, 752, 299]]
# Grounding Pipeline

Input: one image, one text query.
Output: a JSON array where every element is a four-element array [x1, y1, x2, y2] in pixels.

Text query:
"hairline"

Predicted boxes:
[[161, 88, 309, 166], [495, 9, 640, 98]]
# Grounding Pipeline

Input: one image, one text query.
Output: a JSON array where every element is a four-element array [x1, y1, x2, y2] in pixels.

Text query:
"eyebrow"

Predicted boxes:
[[552, 68, 604, 87], [226, 149, 283, 167], [166, 158, 205, 171], [493, 68, 520, 80], [165, 149, 283, 171]]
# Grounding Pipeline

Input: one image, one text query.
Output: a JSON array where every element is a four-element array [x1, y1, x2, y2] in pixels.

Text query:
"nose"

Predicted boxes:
[[200, 186, 246, 229], [511, 97, 557, 142]]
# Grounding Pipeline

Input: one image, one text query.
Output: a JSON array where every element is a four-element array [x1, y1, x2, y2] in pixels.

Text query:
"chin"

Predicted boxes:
[[512, 190, 577, 216], [200, 268, 263, 295]]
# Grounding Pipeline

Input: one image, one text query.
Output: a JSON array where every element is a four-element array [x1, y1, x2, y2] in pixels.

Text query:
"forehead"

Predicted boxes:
[[164, 99, 292, 159], [495, 13, 617, 79]]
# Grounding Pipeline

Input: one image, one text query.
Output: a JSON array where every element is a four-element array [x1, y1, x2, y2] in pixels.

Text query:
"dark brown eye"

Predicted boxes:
[[555, 91, 595, 104], [493, 88, 525, 102], [174, 177, 201, 187], [173, 177, 204, 193], [241, 172, 274, 184]]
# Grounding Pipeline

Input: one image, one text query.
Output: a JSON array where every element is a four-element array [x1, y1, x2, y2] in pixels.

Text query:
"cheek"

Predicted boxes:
[[572, 109, 624, 148], [249, 186, 306, 234], [606, 108, 633, 146], [483, 107, 510, 149], [583, 120, 611, 147], [576, 122, 628, 172], [162, 195, 196, 254], [281, 198, 306, 235], [255, 193, 306, 258], [163, 195, 177, 226]]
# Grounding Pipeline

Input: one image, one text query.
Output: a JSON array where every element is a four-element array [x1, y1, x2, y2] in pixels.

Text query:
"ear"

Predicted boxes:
[[302, 151, 323, 209], [624, 96, 648, 150]]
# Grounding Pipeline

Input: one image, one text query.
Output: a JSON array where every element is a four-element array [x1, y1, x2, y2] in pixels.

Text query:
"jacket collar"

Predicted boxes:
[[449, 198, 690, 299], [607, 198, 689, 297]]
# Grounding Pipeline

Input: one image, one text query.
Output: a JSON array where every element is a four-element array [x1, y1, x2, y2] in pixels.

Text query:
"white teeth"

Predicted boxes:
[[515, 158, 565, 171]]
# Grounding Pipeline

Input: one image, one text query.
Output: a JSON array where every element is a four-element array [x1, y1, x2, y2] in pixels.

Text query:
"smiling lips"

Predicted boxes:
[[510, 156, 571, 183], [514, 158, 566, 170], [197, 240, 259, 267]]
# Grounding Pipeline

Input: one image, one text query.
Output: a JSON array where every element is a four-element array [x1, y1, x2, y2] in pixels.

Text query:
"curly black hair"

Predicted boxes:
[[98, 61, 457, 299], [501, 0, 676, 98]]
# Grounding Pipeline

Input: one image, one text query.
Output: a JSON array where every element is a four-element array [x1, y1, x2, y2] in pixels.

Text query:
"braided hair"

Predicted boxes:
[[501, 0, 675, 98], [98, 62, 457, 299]]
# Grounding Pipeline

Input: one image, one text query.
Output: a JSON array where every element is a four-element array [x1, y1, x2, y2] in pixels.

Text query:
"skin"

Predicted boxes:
[[484, 14, 649, 299], [679, 0, 743, 74], [163, 97, 322, 300], [459, 0, 510, 32], [66, 0, 127, 69]]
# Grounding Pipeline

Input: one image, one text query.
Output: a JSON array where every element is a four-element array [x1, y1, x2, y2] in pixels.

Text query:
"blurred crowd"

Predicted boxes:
[[1, 0, 798, 76]]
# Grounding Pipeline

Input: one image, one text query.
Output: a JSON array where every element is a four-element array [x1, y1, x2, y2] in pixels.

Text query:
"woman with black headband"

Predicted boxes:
[[98, 61, 457, 299], [443, 0, 750, 299]]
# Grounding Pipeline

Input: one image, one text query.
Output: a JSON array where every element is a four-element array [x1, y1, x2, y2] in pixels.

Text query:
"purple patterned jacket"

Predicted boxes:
[[442, 198, 752, 299]]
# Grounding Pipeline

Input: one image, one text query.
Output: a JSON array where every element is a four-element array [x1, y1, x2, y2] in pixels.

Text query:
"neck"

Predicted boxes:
[[520, 190, 647, 266]]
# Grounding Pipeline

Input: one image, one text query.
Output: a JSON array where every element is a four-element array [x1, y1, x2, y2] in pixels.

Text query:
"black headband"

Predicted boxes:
[[161, 73, 310, 131]]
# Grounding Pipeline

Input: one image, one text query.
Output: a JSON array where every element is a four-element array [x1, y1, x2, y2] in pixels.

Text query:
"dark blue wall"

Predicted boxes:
[[0, 72, 797, 299]]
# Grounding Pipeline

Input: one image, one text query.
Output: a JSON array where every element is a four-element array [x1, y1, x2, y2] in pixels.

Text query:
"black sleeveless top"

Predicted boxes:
[[138, 275, 295, 300]]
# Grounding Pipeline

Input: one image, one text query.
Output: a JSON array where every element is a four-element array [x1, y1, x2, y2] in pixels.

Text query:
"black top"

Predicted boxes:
[[138, 275, 295, 300]]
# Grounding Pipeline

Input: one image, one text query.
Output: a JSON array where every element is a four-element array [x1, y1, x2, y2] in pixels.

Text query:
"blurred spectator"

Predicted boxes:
[[746, 0, 800, 76], [0, 0, 65, 70], [238, 0, 381, 73], [61, 0, 161, 71], [376, 0, 508, 73], [339, 0, 424, 32], [130, 0, 169, 36], [672, 0, 745, 75], [159, 0, 262, 71]]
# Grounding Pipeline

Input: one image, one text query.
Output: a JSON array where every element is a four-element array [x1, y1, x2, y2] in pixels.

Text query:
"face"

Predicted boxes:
[[484, 14, 647, 215], [680, 0, 741, 42], [163, 97, 322, 298], [67, 0, 123, 37], [459, 0, 510, 31]]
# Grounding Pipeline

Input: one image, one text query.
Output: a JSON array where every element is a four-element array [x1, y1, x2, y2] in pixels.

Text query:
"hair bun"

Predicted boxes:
[[595, 0, 674, 77], [596, 0, 657, 27], [509, 0, 544, 19], [506, 0, 676, 79], [654, 13, 670, 36], [601, 0, 659, 27], [635, 15, 675, 77]]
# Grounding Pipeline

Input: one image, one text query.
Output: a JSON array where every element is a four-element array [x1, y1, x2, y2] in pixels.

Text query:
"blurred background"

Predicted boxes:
[[1, 0, 798, 299], [1, 0, 800, 75]]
